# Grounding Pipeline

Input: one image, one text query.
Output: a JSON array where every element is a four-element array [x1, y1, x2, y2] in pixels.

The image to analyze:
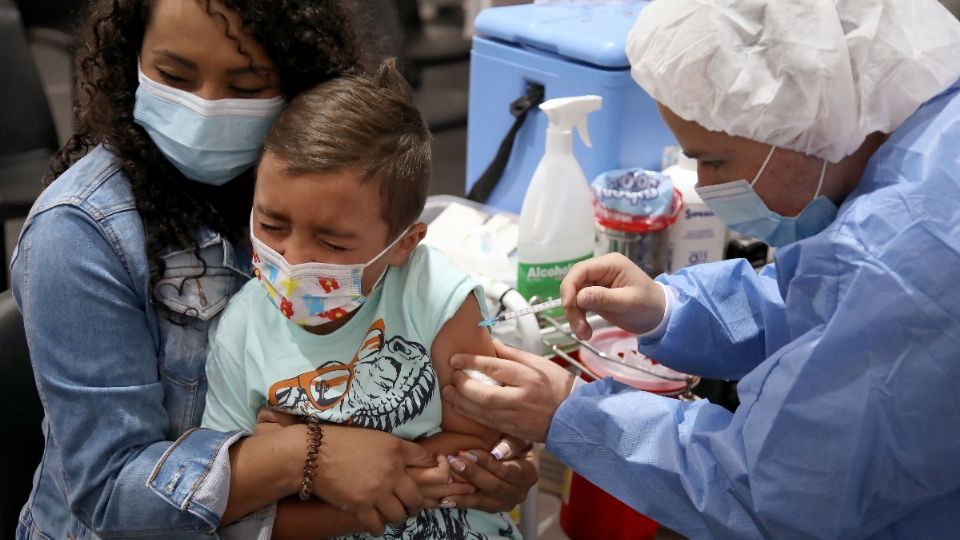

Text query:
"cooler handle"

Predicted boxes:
[[467, 83, 545, 203]]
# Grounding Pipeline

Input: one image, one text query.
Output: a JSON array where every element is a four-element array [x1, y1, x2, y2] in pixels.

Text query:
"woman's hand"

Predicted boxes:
[[426, 437, 538, 513], [442, 340, 574, 443], [560, 252, 666, 340], [311, 424, 436, 535], [252, 407, 435, 535]]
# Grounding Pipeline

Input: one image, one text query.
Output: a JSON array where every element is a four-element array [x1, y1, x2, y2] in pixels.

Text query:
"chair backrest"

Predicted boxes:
[[0, 289, 43, 536], [12, 0, 85, 33], [0, 0, 59, 160]]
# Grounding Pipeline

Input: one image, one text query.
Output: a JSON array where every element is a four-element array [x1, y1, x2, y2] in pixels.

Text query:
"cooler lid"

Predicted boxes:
[[474, 3, 650, 69]]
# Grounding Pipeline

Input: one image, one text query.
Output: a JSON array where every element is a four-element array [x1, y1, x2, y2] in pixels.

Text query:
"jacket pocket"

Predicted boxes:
[[154, 233, 248, 322], [154, 233, 247, 437]]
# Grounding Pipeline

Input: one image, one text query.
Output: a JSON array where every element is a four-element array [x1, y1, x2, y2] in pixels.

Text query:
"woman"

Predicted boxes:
[[12, 1, 535, 538], [443, 0, 960, 538]]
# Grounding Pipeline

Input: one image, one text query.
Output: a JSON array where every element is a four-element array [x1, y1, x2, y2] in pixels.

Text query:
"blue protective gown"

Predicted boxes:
[[546, 79, 960, 539]]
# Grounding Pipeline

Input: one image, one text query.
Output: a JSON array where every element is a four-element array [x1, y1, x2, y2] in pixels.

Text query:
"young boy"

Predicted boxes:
[[201, 62, 520, 540]]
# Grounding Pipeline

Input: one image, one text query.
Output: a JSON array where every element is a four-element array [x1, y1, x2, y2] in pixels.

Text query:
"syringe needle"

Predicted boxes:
[[479, 298, 563, 327]]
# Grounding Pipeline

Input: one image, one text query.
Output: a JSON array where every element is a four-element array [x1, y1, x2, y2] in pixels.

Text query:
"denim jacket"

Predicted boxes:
[[12, 146, 251, 539]]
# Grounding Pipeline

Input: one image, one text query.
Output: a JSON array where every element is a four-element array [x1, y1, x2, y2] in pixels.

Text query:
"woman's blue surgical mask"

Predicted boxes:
[[133, 65, 284, 185], [694, 146, 838, 247]]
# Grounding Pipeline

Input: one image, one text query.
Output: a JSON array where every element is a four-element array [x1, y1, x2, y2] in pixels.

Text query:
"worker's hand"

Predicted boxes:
[[560, 252, 666, 341], [443, 339, 574, 443], [312, 424, 436, 535], [429, 439, 538, 513]]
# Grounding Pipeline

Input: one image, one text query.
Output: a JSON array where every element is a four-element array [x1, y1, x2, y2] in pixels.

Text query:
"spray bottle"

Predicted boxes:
[[517, 95, 602, 315]]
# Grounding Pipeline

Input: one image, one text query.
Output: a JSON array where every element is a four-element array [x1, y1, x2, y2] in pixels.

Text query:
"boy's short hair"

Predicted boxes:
[[262, 59, 431, 239]]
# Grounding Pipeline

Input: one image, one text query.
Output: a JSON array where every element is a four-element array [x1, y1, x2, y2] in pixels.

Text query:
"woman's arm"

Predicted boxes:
[[223, 423, 432, 534], [205, 337, 435, 534], [247, 414, 472, 538], [273, 498, 365, 539], [12, 206, 235, 534]]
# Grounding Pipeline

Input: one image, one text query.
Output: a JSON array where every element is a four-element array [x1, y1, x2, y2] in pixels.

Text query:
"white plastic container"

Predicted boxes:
[[517, 95, 601, 314], [664, 153, 727, 272]]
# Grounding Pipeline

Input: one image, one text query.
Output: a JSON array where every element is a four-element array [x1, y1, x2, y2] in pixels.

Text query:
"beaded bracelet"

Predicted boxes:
[[299, 416, 323, 500]]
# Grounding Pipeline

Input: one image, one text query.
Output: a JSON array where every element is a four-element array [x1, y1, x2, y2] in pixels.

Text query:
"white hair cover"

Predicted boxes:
[[627, 0, 960, 161]]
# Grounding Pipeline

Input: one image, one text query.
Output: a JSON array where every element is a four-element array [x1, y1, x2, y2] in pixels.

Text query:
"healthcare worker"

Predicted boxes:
[[443, 0, 960, 538]]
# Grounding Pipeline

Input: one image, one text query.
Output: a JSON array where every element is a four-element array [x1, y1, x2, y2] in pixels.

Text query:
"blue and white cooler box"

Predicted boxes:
[[466, 2, 675, 213]]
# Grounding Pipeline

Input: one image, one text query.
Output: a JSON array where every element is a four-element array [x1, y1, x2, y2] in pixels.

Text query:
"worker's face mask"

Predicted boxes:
[[249, 227, 406, 327], [133, 65, 284, 186], [695, 146, 838, 247]]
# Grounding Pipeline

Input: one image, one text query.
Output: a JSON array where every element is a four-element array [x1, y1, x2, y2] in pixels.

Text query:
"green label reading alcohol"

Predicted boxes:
[[517, 254, 591, 318]]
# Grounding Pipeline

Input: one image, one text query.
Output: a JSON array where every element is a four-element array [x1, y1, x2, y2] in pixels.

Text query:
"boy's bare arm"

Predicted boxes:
[[423, 293, 502, 455], [416, 430, 493, 457]]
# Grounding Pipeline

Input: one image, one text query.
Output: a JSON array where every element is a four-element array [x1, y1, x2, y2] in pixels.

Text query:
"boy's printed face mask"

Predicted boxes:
[[250, 226, 406, 327]]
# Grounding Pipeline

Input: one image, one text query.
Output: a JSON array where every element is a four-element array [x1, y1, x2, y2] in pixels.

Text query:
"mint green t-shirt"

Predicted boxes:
[[202, 245, 519, 539]]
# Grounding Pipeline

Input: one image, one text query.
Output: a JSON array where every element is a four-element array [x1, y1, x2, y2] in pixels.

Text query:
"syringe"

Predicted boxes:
[[479, 298, 563, 327]]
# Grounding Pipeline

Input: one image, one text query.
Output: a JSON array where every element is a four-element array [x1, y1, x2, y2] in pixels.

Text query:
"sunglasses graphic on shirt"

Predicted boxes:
[[267, 319, 385, 411]]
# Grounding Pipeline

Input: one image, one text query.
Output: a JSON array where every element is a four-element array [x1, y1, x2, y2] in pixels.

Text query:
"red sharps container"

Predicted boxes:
[[559, 327, 698, 540]]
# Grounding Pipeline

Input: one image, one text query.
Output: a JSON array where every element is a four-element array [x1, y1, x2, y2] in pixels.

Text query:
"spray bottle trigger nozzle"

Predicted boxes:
[[576, 117, 592, 148], [539, 95, 602, 148]]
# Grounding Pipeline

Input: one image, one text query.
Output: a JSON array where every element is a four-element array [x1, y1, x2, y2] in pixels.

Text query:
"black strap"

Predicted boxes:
[[467, 83, 545, 203]]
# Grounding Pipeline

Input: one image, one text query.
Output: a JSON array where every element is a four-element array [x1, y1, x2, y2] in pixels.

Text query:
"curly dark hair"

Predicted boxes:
[[48, 0, 363, 312]]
